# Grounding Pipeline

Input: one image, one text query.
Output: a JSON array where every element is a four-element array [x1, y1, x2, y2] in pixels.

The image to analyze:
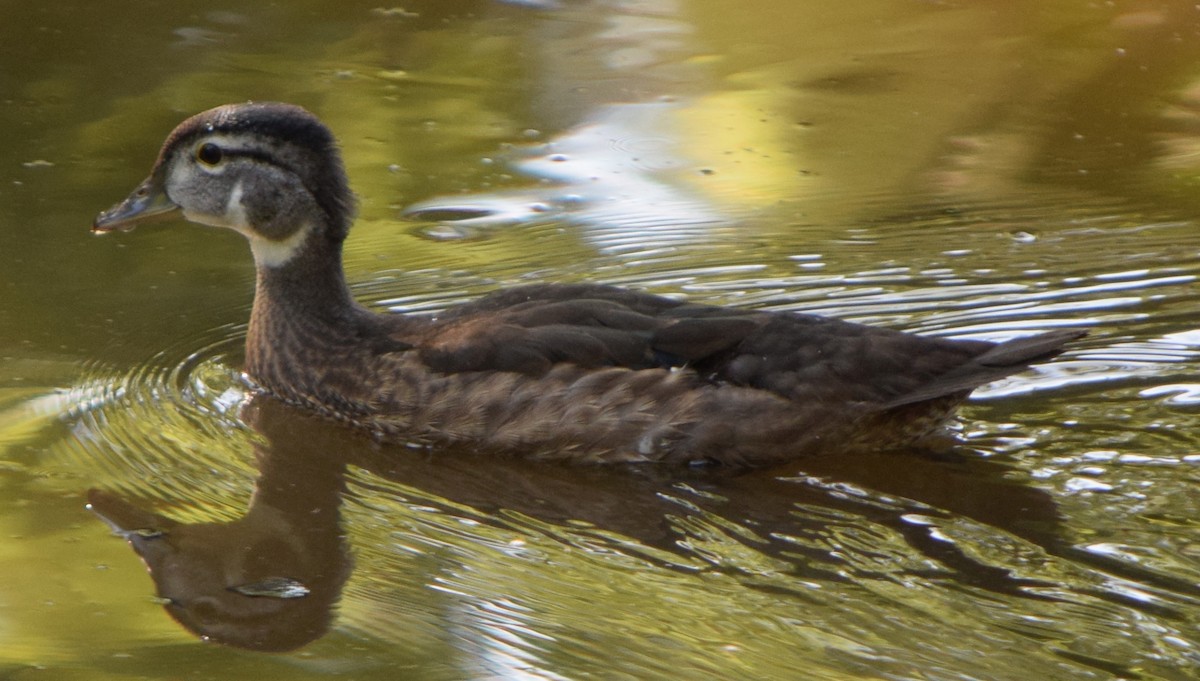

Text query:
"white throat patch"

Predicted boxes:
[[249, 224, 312, 268]]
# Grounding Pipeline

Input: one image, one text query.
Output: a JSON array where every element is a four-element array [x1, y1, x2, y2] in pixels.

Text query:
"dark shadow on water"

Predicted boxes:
[[86, 396, 1196, 653]]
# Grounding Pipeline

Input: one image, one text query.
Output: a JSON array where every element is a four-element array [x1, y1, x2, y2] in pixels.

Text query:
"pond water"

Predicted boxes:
[[3, 1, 1200, 679]]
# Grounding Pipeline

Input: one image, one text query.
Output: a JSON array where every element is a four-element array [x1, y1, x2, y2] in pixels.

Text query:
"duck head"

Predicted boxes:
[[93, 102, 356, 267]]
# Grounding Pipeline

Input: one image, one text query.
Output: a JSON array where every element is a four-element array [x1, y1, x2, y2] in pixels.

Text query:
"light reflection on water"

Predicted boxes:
[[4, 0, 1200, 679]]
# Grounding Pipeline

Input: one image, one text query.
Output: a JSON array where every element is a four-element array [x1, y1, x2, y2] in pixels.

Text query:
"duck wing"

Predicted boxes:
[[399, 282, 1083, 407], [408, 283, 763, 375], [683, 311, 1084, 406]]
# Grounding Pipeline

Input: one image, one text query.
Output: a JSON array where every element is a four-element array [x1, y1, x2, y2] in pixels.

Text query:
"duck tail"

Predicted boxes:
[[881, 329, 1087, 410]]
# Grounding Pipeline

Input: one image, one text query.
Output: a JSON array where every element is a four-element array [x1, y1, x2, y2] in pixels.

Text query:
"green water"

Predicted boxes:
[[3, 1, 1200, 679]]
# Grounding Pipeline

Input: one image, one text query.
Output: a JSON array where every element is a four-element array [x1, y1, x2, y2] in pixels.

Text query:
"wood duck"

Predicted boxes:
[[92, 102, 1084, 466]]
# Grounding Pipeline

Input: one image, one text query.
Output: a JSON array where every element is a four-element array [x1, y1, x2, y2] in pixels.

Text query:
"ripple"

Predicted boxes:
[[1140, 384, 1200, 406], [46, 324, 257, 512], [400, 101, 734, 255]]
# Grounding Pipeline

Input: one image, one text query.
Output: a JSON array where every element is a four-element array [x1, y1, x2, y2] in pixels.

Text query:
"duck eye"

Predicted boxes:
[[196, 142, 223, 166]]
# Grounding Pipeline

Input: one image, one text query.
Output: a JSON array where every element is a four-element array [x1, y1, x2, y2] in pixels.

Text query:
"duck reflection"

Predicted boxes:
[[87, 399, 354, 652], [87, 393, 1084, 652]]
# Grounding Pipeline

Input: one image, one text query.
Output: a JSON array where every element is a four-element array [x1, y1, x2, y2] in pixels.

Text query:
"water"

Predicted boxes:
[[3, 1, 1200, 679]]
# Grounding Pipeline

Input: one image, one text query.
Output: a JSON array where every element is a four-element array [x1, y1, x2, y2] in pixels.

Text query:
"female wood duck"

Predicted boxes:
[[93, 102, 1084, 466]]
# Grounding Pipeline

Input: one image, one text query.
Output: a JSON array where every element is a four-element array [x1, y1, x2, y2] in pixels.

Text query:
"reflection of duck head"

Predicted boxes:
[[91, 101, 1084, 465], [86, 402, 353, 652]]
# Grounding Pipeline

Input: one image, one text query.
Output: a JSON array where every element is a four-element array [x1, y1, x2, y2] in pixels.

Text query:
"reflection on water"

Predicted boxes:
[[91, 389, 1073, 654], [71, 339, 1200, 677], [405, 101, 733, 252], [87, 398, 353, 652], [4, 0, 1200, 679]]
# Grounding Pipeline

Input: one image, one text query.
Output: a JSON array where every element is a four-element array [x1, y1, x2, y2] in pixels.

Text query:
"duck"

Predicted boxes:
[[92, 102, 1085, 466]]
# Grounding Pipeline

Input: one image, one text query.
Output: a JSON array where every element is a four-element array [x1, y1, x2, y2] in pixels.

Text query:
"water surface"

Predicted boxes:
[[3, 1, 1200, 679]]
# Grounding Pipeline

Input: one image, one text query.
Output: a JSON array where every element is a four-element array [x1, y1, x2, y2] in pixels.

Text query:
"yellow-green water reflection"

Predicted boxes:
[[3, 1, 1200, 679]]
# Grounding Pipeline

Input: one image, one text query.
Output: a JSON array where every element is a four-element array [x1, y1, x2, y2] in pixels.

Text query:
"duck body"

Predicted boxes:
[[94, 102, 1084, 466]]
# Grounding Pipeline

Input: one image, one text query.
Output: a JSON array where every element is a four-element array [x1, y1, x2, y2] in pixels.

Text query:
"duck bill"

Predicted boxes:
[[92, 176, 180, 233], [85, 489, 175, 539]]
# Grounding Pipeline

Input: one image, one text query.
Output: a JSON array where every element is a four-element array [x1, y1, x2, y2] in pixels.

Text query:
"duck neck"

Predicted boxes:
[[244, 226, 370, 391], [252, 230, 359, 323]]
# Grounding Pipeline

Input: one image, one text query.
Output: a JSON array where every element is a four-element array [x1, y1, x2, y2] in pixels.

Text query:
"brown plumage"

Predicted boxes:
[[92, 102, 1085, 466]]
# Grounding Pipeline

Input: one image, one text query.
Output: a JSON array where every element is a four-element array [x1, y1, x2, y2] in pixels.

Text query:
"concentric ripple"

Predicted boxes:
[[44, 323, 258, 512]]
